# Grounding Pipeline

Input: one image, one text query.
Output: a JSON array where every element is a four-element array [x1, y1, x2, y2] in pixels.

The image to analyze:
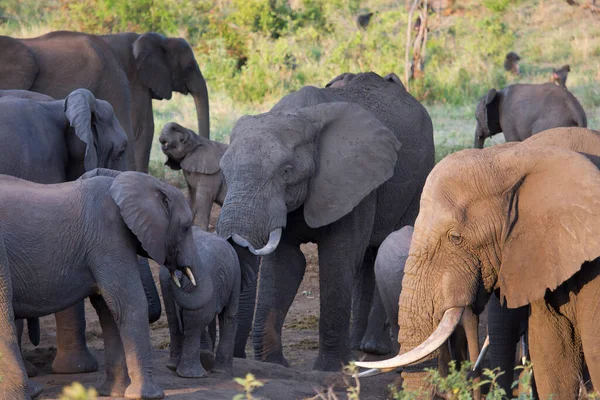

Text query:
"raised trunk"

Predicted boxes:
[[192, 91, 210, 140], [396, 270, 438, 397]]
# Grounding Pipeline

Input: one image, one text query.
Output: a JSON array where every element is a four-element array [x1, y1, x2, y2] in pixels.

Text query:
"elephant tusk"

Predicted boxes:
[[232, 228, 282, 256], [354, 307, 464, 375], [185, 267, 197, 287], [473, 335, 490, 371], [170, 271, 182, 288], [354, 366, 398, 378], [520, 334, 527, 365]]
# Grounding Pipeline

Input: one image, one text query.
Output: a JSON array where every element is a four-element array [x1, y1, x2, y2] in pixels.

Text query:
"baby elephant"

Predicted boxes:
[[159, 227, 240, 378]]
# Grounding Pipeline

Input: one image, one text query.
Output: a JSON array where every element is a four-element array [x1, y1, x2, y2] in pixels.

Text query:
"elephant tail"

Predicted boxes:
[[27, 317, 40, 346]]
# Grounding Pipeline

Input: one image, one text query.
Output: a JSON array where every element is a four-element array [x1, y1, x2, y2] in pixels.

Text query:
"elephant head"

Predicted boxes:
[[474, 89, 502, 149], [355, 128, 600, 395], [132, 32, 210, 139], [108, 171, 207, 310], [64, 89, 128, 176], [159, 122, 226, 174], [217, 102, 401, 255]]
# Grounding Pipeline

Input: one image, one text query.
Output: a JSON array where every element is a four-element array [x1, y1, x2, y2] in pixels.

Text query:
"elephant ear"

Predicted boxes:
[[109, 171, 172, 264], [181, 140, 226, 174], [132, 33, 173, 100], [497, 146, 600, 308], [484, 88, 502, 135], [299, 102, 401, 228], [383, 72, 406, 90], [64, 89, 100, 171], [0, 36, 38, 90]]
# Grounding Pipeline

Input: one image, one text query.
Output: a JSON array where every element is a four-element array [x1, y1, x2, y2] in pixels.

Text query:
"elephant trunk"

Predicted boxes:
[[137, 257, 162, 323], [474, 126, 485, 149], [168, 238, 213, 311], [191, 83, 210, 140]]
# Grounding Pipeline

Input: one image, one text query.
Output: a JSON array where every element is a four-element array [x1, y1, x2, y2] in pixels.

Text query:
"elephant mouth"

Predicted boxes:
[[353, 307, 465, 378], [226, 228, 283, 256], [169, 267, 197, 288]]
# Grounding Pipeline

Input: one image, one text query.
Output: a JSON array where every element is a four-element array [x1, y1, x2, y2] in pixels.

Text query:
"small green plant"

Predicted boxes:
[[59, 382, 98, 400], [233, 373, 264, 400]]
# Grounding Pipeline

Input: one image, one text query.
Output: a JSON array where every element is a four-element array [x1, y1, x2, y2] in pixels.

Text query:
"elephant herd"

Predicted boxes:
[[0, 29, 597, 400]]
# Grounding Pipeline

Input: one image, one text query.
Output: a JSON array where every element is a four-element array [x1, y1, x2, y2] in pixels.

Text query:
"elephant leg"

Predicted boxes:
[[253, 237, 305, 367], [95, 265, 163, 399], [158, 268, 183, 371], [359, 284, 393, 355], [0, 297, 28, 398], [577, 275, 600, 391], [233, 246, 258, 359], [177, 310, 212, 379], [529, 300, 581, 399], [134, 120, 154, 174], [214, 301, 238, 376], [51, 301, 98, 374], [487, 293, 524, 395], [201, 320, 216, 351], [89, 294, 130, 397], [15, 319, 37, 377]]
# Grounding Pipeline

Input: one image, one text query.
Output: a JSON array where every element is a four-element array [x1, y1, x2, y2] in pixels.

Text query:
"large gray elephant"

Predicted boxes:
[[474, 82, 587, 148], [0, 31, 136, 170], [0, 89, 162, 376], [101, 32, 210, 173], [159, 121, 259, 359], [355, 127, 600, 399], [0, 169, 206, 399], [216, 72, 435, 371], [159, 227, 240, 378]]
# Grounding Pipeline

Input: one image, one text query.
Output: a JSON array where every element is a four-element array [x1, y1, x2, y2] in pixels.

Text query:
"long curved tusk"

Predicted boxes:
[[232, 228, 282, 256], [355, 366, 399, 378], [473, 335, 490, 371], [353, 307, 464, 374]]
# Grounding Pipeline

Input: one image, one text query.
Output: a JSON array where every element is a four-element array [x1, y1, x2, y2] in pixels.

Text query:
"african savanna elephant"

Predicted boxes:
[[159, 121, 258, 359], [356, 127, 600, 399], [217, 72, 435, 371], [0, 169, 205, 399], [0, 31, 136, 170], [101, 32, 210, 173], [159, 227, 240, 378], [474, 82, 587, 148]]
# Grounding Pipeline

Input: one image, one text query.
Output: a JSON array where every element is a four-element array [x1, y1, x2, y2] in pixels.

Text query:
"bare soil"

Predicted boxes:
[[22, 204, 399, 399]]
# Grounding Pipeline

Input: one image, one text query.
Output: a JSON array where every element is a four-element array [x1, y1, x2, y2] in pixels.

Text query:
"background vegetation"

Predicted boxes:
[[0, 0, 599, 178]]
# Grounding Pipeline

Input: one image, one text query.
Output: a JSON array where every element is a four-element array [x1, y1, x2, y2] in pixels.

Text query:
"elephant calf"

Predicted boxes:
[[159, 227, 240, 378], [0, 169, 208, 399]]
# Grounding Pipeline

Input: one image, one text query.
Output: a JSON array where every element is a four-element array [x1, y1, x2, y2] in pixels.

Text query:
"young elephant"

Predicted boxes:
[[474, 83, 587, 148], [0, 169, 206, 399], [159, 122, 227, 231], [159, 227, 240, 378]]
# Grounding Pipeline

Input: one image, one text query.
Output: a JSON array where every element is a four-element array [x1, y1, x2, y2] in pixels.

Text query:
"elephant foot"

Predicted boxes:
[[212, 361, 233, 377], [166, 355, 180, 371], [97, 376, 131, 397], [313, 352, 350, 372], [52, 348, 98, 374], [24, 358, 38, 377], [360, 334, 394, 355], [28, 379, 43, 398], [176, 361, 208, 379], [200, 350, 216, 372], [124, 381, 164, 399], [254, 351, 289, 367]]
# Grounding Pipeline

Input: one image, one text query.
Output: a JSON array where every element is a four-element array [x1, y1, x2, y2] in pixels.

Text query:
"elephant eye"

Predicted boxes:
[[281, 165, 293, 182], [448, 231, 463, 245]]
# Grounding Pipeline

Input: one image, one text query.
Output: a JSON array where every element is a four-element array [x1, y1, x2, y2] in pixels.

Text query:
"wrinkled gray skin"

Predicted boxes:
[[0, 31, 136, 170], [159, 122, 259, 358], [0, 169, 205, 399], [474, 82, 587, 148], [159, 227, 240, 378], [101, 32, 210, 173], [0, 89, 161, 378], [325, 72, 409, 355], [159, 122, 227, 231], [217, 72, 435, 371]]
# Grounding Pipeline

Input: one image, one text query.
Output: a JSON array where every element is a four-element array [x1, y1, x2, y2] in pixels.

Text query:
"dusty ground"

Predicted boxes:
[[22, 204, 400, 399]]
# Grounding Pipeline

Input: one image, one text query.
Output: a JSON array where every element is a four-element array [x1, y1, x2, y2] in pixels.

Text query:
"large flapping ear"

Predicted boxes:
[[110, 172, 172, 264], [133, 33, 173, 100], [0, 36, 38, 90], [484, 89, 501, 135], [496, 145, 600, 308], [299, 102, 401, 228], [181, 140, 226, 174], [64, 89, 99, 171]]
